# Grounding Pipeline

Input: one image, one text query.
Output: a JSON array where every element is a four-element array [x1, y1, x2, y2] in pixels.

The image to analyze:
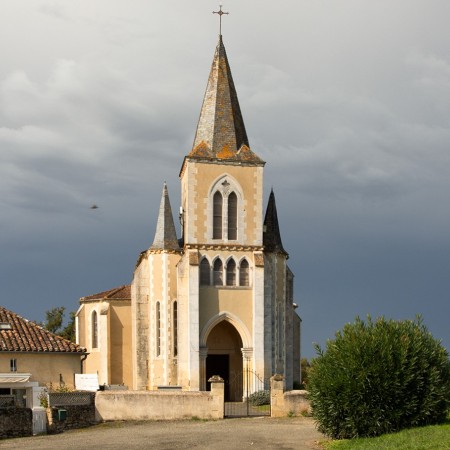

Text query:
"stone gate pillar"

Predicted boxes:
[[208, 375, 224, 419]]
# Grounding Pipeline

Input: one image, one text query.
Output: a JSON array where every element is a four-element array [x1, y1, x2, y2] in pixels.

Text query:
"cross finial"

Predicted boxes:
[[213, 4, 229, 36]]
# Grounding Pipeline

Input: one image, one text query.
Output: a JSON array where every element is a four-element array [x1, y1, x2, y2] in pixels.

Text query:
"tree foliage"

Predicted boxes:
[[308, 316, 450, 439], [41, 307, 76, 342], [301, 358, 311, 386], [44, 307, 65, 333]]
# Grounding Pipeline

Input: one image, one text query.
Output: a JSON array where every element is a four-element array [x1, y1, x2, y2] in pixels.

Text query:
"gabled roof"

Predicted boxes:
[[187, 36, 263, 165], [80, 285, 131, 302], [150, 183, 181, 252], [263, 189, 288, 256], [0, 306, 85, 353]]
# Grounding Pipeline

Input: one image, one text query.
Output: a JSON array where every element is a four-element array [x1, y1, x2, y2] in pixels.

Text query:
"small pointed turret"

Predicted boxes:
[[150, 183, 180, 251], [263, 189, 288, 256], [188, 36, 263, 164]]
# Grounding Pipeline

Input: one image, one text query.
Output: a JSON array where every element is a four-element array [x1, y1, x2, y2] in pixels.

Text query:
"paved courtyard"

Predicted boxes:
[[0, 417, 326, 449]]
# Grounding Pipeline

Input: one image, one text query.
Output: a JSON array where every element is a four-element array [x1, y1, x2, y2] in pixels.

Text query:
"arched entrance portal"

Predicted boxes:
[[206, 321, 243, 401]]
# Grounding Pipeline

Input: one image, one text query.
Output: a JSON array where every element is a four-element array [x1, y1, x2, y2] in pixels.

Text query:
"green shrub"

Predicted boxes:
[[249, 389, 270, 406], [308, 316, 450, 439]]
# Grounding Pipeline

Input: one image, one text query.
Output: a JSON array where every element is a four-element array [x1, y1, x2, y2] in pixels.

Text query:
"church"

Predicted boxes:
[[75, 33, 301, 399]]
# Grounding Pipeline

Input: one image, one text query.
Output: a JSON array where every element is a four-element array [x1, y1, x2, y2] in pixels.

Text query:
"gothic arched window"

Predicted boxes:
[[228, 192, 237, 240], [213, 191, 223, 239], [200, 258, 210, 286], [173, 301, 178, 357], [156, 302, 161, 357], [226, 258, 236, 286], [213, 259, 223, 286], [239, 259, 250, 286], [91, 311, 98, 349]]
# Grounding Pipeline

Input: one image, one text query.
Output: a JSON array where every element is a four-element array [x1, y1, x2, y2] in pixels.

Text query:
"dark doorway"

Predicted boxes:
[[206, 354, 230, 400]]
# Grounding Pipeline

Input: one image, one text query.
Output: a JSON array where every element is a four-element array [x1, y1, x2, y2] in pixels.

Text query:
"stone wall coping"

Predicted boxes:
[[96, 390, 212, 397]]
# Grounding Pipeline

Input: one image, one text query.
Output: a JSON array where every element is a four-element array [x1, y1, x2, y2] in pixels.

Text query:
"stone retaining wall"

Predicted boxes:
[[96, 378, 224, 421], [46, 404, 97, 434], [0, 407, 32, 439], [270, 375, 311, 417]]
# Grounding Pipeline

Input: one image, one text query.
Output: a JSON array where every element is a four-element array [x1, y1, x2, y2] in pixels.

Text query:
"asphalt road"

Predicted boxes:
[[0, 417, 326, 449]]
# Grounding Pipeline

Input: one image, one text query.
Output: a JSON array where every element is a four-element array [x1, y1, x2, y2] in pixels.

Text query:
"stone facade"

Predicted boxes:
[[77, 35, 301, 396]]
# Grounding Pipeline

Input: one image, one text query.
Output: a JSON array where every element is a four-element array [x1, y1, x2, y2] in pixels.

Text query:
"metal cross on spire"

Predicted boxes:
[[213, 4, 229, 36]]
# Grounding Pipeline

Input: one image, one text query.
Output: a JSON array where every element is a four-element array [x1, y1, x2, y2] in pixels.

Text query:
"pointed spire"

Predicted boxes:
[[150, 183, 180, 252], [263, 189, 288, 256], [189, 37, 262, 164]]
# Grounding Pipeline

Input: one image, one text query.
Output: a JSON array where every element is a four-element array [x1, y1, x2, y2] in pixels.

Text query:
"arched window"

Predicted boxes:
[[200, 258, 210, 286], [226, 259, 236, 286], [213, 259, 223, 286], [228, 192, 237, 240], [91, 311, 98, 349], [156, 302, 161, 357], [213, 191, 223, 239], [239, 259, 250, 286], [173, 301, 178, 357]]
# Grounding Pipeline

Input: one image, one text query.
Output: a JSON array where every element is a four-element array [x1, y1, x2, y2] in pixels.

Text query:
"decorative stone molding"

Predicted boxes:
[[241, 347, 254, 360], [189, 250, 200, 265], [186, 244, 263, 252], [207, 375, 224, 383], [254, 252, 264, 267]]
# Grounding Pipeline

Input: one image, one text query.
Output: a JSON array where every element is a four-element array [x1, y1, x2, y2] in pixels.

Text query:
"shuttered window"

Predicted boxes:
[[173, 301, 178, 357], [226, 259, 236, 286], [213, 191, 223, 239], [213, 259, 223, 285], [156, 302, 161, 357], [91, 311, 98, 349], [227, 192, 237, 240], [200, 258, 211, 285], [239, 259, 250, 286]]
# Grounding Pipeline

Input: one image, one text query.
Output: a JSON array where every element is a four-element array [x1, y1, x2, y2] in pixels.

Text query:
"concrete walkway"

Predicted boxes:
[[0, 417, 326, 449]]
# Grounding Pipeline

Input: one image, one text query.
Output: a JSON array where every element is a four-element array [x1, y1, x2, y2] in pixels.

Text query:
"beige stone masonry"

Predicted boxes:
[[270, 374, 310, 418]]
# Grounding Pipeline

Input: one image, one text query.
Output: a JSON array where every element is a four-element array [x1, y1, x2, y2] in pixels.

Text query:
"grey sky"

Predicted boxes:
[[1, 1, 449, 359]]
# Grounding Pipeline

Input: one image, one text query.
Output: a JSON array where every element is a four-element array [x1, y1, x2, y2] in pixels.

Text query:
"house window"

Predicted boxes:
[[173, 301, 178, 357], [156, 302, 161, 357], [226, 259, 236, 286], [213, 191, 223, 239], [228, 192, 237, 240], [200, 258, 210, 286], [239, 259, 250, 286], [10, 359, 17, 373], [213, 259, 223, 286], [91, 311, 98, 349]]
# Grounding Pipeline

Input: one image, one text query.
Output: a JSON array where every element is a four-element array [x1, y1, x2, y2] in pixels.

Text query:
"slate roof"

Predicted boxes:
[[150, 183, 181, 252], [188, 36, 264, 165], [80, 285, 131, 302], [263, 189, 288, 256], [0, 306, 85, 353]]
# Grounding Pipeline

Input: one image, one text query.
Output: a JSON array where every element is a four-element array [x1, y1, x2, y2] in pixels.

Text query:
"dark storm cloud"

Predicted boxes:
[[1, 1, 449, 357]]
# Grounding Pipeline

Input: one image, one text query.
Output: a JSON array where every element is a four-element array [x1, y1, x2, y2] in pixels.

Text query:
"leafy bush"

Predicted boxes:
[[249, 389, 270, 406], [308, 316, 450, 439]]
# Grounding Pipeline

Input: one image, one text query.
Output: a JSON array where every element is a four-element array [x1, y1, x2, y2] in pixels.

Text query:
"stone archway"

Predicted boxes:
[[205, 321, 243, 401]]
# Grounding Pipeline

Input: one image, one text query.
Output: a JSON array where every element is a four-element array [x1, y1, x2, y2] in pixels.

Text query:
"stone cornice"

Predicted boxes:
[[184, 244, 264, 252]]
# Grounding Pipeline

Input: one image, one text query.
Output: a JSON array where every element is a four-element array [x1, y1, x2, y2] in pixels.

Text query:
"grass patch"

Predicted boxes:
[[323, 421, 450, 450]]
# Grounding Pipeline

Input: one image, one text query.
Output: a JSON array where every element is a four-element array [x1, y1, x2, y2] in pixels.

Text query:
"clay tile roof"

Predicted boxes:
[[0, 306, 86, 353], [81, 285, 131, 302]]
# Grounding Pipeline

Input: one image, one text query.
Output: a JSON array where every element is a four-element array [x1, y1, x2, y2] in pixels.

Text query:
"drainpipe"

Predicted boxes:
[[80, 353, 89, 374]]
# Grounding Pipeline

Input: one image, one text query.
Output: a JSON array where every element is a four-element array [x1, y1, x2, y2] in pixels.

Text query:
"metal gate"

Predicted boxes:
[[224, 368, 270, 417]]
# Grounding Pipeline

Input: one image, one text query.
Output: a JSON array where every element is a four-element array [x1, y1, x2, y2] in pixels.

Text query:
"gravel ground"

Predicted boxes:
[[0, 417, 326, 450]]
